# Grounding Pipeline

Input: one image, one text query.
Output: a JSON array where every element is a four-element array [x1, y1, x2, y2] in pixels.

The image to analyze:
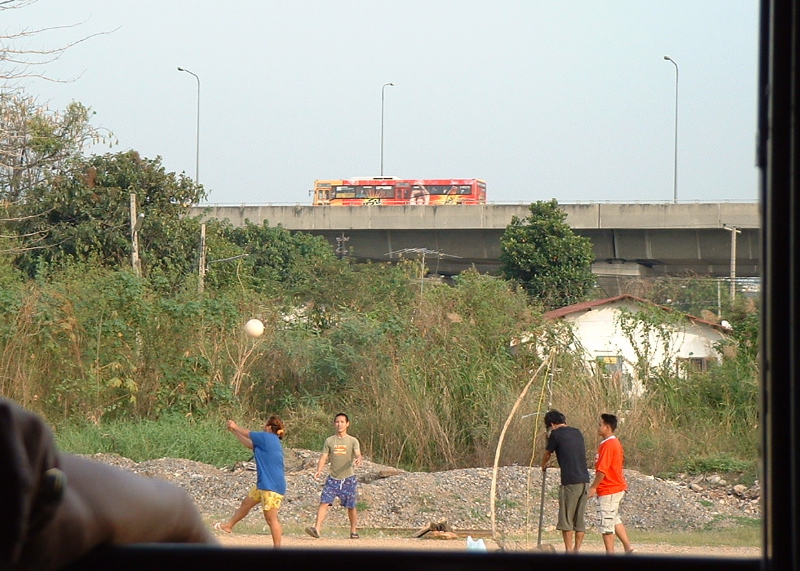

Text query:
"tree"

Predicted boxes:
[[1, 0, 116, 224], [213, 220, 339, 296], [11, 151, 205, 282], [0, 92, 115, 265], [1, 93, 113, 203], [2, 0, 115, 202], [499, 199, 595, 310]]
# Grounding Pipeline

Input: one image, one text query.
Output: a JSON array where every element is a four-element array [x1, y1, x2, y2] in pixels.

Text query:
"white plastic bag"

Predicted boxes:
[[466, 535, 487, 552]]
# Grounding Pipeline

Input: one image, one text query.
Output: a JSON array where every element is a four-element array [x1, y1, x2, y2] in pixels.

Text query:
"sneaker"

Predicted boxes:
[[305, 526, 320, 538]]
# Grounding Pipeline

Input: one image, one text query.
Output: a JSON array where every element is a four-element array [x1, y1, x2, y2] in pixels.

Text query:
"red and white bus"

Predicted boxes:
[[312, 177, 486, 206]]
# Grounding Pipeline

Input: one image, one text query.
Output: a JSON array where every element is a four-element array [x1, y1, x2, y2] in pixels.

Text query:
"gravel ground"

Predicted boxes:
[[86, 448, 760, 537]]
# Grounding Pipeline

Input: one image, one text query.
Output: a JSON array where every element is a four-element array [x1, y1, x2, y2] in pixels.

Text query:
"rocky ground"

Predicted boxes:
[[87, 448, 760, 537]]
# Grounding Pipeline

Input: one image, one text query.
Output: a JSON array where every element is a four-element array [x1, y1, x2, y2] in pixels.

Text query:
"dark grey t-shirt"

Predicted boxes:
[[546, 425, 591, 485]]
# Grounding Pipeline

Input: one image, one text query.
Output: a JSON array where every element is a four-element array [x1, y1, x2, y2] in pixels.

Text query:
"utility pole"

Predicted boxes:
[[385, 247, 461, 293], [724, 225, 741, 301], [335, 232, 350, 260], [198, 223, 207, 293], [130, 193, 143, 277]]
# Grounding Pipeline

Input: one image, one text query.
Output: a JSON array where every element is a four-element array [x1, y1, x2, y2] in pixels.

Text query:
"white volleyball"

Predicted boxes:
[[244, 318, 265, 338]]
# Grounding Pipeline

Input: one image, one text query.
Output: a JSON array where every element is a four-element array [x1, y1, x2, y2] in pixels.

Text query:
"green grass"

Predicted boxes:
[[54, 414, 251, 468], [497, 500, 519, 509], [508, 521, 761, 548], [630, 520, 761, 547], [470, 508, 488, 521]]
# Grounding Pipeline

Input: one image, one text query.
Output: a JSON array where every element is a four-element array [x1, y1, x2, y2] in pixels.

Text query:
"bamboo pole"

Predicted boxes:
[[489, 349, 555, 543]]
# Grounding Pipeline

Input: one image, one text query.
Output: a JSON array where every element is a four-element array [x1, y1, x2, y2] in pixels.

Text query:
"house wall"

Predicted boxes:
[[562, 300, 724, 380]]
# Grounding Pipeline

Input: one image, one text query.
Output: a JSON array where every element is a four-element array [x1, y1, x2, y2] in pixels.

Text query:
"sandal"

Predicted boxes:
[[350, 532, 360, 539], [305, 526, 320, 538], [213, 522, 231, 534]]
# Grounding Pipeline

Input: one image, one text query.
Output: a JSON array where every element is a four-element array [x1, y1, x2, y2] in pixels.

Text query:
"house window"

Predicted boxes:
[[596, 355, 624, 375], [676, 357, 708, 374], [594, 355, 641, 395]]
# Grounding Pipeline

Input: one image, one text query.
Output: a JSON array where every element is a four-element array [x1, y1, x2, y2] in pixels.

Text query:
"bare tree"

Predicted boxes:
[[1, 0, 115, 256], [1, 0, 114, 83], [1, 92, 113, 202]]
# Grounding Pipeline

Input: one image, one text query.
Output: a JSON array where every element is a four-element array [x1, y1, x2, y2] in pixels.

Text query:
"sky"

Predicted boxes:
[[3, 1, 760, 205]]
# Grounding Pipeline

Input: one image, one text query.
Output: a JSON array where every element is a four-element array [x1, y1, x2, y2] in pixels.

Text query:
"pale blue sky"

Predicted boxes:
[[4, 1, 760, 205]]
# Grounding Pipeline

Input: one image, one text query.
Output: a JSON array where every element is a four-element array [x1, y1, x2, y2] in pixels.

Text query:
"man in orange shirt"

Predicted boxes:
[[588, 413, 635, 554]]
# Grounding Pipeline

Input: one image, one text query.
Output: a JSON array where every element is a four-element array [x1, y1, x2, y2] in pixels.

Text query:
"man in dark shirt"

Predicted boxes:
[[541, 409, 591, 553]]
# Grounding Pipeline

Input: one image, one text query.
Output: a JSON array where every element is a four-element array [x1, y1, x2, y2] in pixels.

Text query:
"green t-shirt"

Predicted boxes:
[[323, 434, 361, 479]]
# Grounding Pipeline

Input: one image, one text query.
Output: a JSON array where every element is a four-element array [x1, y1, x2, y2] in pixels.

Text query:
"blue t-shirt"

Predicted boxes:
[[249, 431, 286, 495]]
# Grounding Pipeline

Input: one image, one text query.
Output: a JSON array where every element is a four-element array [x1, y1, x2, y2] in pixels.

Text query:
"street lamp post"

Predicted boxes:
[[664, 56, 678, 203], [381, 82, 394, 176], [177, 67, 200, 184]]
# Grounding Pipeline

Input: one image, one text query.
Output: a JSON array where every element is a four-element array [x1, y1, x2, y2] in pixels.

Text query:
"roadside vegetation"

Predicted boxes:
[[0, 193, 759, 482]]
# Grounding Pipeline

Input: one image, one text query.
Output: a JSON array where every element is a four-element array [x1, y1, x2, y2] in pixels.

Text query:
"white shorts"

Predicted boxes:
[[596, 491, 625, 533]]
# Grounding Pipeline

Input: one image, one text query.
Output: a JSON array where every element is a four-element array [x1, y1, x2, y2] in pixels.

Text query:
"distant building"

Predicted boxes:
[[542, 295, 730, 393]]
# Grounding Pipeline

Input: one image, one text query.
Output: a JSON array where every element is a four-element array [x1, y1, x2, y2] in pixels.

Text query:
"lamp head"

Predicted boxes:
[[133, 213, 145, 233]]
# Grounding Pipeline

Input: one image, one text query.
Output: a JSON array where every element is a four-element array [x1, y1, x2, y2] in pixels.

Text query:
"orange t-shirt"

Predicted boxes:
[[595, 435, 627, 495]]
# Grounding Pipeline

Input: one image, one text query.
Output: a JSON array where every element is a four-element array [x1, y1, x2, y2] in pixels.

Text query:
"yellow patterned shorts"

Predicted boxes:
[[248, 487, 283, 511]]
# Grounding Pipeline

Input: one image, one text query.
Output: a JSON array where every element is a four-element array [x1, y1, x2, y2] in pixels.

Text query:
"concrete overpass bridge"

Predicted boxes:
[[190, 202, 760, 293]]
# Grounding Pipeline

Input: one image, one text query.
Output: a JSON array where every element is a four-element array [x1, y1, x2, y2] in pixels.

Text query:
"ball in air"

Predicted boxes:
[[244, 318, 265, 338]]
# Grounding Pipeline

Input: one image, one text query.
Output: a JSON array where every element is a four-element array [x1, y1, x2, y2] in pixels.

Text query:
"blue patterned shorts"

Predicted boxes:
[[320, 475, 358, 509]]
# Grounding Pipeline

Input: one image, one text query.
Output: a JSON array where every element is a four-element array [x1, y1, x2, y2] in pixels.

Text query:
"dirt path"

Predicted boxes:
[[213, 531, 761, 558]]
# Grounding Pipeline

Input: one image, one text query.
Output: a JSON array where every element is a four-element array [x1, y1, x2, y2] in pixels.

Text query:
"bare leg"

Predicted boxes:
[[263, 508, 282, 547], [615, 523, 634, 553], [347, 507, 358, 535], [602, 532, 616, 553], [574, 531, 585, 552], [220, 495, 259, 533], [561, 530, 573, 552], [314, 503, 330, 532]]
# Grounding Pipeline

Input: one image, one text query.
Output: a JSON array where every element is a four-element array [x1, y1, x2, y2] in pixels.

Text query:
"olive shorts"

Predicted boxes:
[[557, 482, 589, 532]]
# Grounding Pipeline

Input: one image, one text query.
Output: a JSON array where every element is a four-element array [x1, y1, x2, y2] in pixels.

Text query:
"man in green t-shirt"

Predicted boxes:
[[305, 413, 363, 539]]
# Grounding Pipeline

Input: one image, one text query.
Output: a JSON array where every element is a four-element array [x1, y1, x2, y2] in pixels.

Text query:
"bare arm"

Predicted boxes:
[[314, 452, 329, 479], [588, 470, 605, 498], [541, 427, 555, 470], [353, 447, 363, 469], [226, 420, 253, 450]]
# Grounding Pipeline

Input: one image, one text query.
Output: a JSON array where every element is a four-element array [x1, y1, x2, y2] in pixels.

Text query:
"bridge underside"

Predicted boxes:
[[312, 228, 759, 274]]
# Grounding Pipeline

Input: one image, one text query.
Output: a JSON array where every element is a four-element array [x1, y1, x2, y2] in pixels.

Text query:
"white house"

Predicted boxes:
[[543, 295, 729, 391]]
